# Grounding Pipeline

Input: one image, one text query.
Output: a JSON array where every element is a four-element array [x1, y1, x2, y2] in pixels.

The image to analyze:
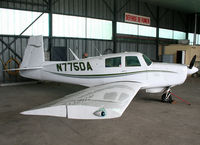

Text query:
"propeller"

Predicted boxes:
[[189, 55, 196, 69]]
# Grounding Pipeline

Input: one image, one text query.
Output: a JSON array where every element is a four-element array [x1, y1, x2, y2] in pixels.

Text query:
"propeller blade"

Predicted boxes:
[[189, 55, 196, 69]]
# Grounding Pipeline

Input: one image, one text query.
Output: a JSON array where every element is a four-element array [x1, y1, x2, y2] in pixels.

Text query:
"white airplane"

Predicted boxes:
[[14, 36, 198, 119]]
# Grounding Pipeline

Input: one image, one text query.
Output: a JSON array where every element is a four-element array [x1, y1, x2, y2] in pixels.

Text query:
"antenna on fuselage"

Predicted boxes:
[[96, 47, 102, 56], [69, 48, 79, 60]]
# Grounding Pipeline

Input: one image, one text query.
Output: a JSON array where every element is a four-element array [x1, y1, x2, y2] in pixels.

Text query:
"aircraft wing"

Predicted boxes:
[[21, 81, 142, 119]]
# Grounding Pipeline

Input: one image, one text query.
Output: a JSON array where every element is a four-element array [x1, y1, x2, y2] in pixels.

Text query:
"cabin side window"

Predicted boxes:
[[125, 56, 141, 67], [105, 57, 121, 67]]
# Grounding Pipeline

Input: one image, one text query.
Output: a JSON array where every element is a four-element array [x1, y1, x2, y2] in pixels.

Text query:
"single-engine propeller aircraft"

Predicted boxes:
[[13, 36, 198, 119]]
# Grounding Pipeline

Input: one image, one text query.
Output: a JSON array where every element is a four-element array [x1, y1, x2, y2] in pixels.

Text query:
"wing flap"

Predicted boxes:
[[21, 81, 142, 119]]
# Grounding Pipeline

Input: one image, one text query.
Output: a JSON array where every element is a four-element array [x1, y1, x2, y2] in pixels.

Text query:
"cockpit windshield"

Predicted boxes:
[[143, 55, 152, 66]]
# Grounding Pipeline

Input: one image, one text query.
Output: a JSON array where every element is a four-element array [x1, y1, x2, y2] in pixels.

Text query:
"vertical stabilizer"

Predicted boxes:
[[20, 36, 44, 68]]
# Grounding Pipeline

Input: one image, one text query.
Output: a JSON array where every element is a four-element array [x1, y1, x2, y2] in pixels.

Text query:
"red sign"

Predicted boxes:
[[125, 13, 150, 25]]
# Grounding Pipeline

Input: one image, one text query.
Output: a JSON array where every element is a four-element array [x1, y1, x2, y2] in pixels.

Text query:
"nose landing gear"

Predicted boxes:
[[161, 88, 173, 103], [161, 88, 191, 105]]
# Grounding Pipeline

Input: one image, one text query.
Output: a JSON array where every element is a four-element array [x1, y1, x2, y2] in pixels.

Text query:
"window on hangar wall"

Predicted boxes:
[[117, 22, 156, 37], [53, 14, 86, 38], [53, 14, 112, 40], [159, 28, 186, 40], [138, 25, 156, 37], [117, 22, 138, 35], [188, 33, 200, 45], [117, 22, 186, 40], [173, 30, 186, 40], [159, 28, 173, 39], [0, 8, 48, 36], [86, 18, 112, 40]]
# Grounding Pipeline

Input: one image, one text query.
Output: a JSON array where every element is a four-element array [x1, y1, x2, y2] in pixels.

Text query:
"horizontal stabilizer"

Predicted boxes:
[[4, 67, 43, 71]]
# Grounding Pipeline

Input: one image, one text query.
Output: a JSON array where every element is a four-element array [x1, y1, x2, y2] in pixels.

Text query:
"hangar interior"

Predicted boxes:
[[0, 1, 200, 145], [0, 0, 200, 83]]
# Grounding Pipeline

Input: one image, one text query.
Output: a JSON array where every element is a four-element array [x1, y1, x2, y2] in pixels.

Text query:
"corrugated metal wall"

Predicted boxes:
[[52, 0, 113, 20], [0, 0, 47, 12], [53, 38, 113, 60], [0, 0, 189, 83], [159, 8, 187, 31], [117, 41, 156, 60]]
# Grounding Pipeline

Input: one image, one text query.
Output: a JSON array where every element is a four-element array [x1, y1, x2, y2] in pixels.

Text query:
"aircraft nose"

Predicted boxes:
[[187, 66, 198, 75]]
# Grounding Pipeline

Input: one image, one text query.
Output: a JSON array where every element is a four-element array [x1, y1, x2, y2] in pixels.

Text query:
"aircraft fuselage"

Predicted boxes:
[[20, 52, 189, 92]]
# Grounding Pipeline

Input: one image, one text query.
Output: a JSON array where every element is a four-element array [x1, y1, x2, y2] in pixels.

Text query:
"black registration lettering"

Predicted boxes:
[[68, 63, 73, 71], [56, 62, 92, 72], [56, 64, 62, 71], [62, 63, 67, 71], [73, 62, 79, 71], [87, 62, 93, 71], [79, 62, 86, 71]]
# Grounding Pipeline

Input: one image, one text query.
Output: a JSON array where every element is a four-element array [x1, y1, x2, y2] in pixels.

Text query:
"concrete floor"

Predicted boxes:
[[0, 77, 200, 145]]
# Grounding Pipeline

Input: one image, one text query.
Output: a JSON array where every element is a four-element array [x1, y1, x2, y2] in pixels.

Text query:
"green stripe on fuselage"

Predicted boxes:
[[45, 70, 176, 79]]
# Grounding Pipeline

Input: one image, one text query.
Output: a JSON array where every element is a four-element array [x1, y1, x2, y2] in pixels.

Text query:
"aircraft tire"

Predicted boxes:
[[161, 93, 172, 103]]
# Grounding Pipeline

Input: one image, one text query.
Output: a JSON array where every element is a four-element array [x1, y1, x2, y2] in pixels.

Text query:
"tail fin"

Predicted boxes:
[[20, 35, 44, 68]]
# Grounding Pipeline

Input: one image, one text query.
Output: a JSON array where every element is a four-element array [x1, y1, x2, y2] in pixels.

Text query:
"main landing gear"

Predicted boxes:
[[161, 88, 173, 103]]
